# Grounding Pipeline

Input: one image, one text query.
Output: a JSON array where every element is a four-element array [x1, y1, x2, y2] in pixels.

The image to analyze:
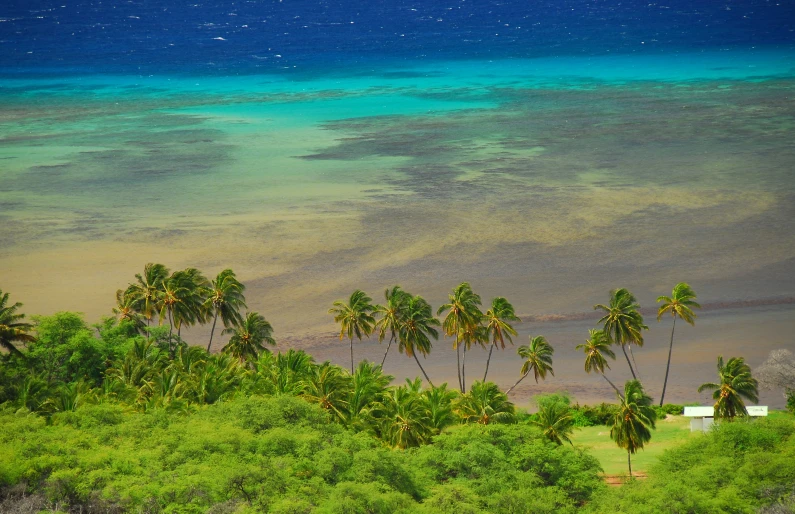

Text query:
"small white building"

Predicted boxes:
[[683, 405, 768, 432]]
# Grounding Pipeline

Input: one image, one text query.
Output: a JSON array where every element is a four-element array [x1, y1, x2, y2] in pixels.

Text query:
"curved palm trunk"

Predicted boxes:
[[659, 315, 677, 406], [620, 344, 637, 380], [506, 371, 528, 395], [350, 337, 354, 374], [207, 311, 219, 353], [456, 337, 463, 392], [627, 450, 632, 478], [483, 343, 495, 383], [381, 335, 394, 367], [412, 352, 434, 388], [462, 344, 468, 394], [628, 344, 641, 380], [602, 373, 623, 398]]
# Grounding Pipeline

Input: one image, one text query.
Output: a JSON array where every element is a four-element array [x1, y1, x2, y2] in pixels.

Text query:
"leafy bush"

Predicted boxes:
[[587, 417, 795, 513]]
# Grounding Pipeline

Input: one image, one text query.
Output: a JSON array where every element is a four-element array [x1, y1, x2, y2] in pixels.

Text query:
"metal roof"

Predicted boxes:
[[683, 406, 768, 417]]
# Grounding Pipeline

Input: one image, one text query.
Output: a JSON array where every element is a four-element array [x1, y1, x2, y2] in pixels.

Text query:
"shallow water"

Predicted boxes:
[[1, 1, 794, 405]]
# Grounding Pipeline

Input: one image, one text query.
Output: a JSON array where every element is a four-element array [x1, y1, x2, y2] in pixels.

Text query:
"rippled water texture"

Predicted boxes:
[[1, 50, 794, 404]]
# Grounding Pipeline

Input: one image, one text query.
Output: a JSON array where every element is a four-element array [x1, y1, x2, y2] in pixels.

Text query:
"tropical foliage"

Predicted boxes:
[[438, 282, 483, 392], [330, 289, 376, 374], [656, 282, 700, 405], [594, 288, 647, 380], [611, 380, 657, 477], [698, 355, 759, 420], [506, 335, 554, 395], [0, 288, 34, 355]]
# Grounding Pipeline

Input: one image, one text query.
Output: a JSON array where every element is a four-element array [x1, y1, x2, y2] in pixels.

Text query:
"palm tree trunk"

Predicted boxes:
[[628, 344, 641, 380], [412, 352, 435, 388], [207, 311, 219, 353], [620, 344, 637, 380], [506, 372, 529, 395], [659, 315, 677, 406], [350, 337, 354, 374], [483, 343, 495, 382], [602, 373, 623, 398], [627, 450, 632, 478], [456, 337, 463, 392], [381, 335, 394, 367], [462, 344, 468, 394]]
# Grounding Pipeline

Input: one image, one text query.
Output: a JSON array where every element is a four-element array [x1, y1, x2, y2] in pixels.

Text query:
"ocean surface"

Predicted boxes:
[[1, 0, 794, 406]]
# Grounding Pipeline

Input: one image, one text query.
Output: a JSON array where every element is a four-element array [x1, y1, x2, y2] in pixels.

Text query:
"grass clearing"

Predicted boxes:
[[571, 414, 701, 475], [573, 410, 794, 475]]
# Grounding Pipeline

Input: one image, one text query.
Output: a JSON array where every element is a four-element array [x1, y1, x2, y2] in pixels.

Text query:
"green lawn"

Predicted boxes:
[[572, 410, 793, 475], [571, 415, 702, 475]]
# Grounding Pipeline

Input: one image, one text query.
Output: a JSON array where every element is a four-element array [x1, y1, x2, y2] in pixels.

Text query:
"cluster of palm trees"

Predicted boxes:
[[330, 283, 556, 395], [116, 264, 274, 359]]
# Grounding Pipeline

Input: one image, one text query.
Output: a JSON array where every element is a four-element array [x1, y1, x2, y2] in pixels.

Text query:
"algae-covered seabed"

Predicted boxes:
[[2, 53, 794, 405]]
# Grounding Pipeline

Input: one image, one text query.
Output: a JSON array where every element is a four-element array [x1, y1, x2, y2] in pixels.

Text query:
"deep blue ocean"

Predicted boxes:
[[2, 0, 793, 75]]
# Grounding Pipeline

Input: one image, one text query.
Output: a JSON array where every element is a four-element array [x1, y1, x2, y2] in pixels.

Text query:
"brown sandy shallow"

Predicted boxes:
[[171, 301, 793, 409]]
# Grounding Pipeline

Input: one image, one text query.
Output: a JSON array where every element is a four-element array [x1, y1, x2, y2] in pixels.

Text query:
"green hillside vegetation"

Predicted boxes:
[[1, 271, 793, 512]]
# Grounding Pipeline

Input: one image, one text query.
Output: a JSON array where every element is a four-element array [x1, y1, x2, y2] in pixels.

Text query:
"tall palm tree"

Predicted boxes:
[[171, 268, 210, 339], [0, 288, 35, 355], [125, 263, 169, 326], [329, 290, 376, 374], [657, 282, 701, 406], [533, 401, 575, 445], [398, 295, 440, 386], [483, 297, 520, 383], [457, 380, 516, 425], [437, 283, 483, 392], [611, 380, 657, 477], [221, 312, 275, 363], [373, 286, 410, 367], [458, 322, 488, 394], [594, 288, 648, 380], [506, 335, 554, 395], [112, 289, 146, 334], [203, 269, 247, 353], [698, 356, 759, 421], [576, 329, 621, 396]]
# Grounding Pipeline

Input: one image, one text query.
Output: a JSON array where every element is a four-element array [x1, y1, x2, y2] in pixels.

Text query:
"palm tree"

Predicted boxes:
[[373, 286, 410, 367], [698, 356, 759, 421], [458, 322, 488, 393], [657, 283, 701, 406], [438, 283, 483, 392], [422, 383, 459, 435], [221, 312, 275, 363], [399, 295, 440, 386], [576, 329, 621, 396], [347, 361, 393, 428], [533, 401, 575, 445], [302, 362, 352, 423], [482, 297, 520, 383], [376, 385, 433, 449], [125, 263, 169, 326], [594, 288, 648, 380], [112, 289, 146, 333], [0, 288, 35, 355], [611, 380, 657, 477], [168, 268, 210, 339], [506, 335, 554, 395], [203, 269, 247, 353], [329, 290, 376, 374], [457, 380, 516, 424]]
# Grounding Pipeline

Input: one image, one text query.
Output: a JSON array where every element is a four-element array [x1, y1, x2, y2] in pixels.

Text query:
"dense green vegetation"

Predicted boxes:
[[1, 268, 790, 512]]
